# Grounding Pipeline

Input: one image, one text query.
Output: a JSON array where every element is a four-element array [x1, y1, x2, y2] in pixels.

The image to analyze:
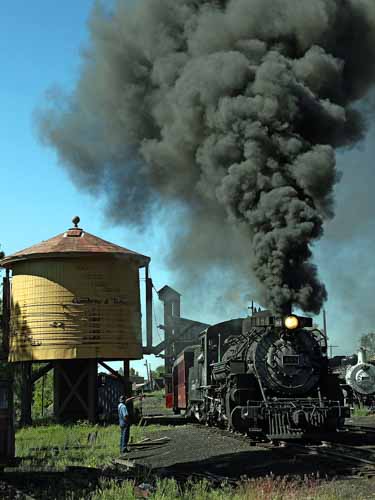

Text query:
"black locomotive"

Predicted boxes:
[[172, 309, 349, 440], [330, 350, 375, 410]]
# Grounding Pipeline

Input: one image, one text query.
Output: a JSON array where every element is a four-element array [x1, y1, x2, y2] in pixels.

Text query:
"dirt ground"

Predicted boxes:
[[129, 404, 375, 498], [348, 415, 375, 428], [128, 424, 374, 478]]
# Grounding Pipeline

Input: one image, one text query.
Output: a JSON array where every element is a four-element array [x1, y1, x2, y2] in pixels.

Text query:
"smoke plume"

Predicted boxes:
[[37, 0, 375, 314]]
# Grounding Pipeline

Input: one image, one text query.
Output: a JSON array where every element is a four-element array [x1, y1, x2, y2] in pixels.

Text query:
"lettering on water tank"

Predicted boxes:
[[112, 297, 128, 304], [72, 297, 101, 304], [49, 321, 65, 328], [71, 296, 129, 305]]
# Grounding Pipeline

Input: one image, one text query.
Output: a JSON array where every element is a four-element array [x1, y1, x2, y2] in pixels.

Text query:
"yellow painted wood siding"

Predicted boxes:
[[9, 257, 142, 361]]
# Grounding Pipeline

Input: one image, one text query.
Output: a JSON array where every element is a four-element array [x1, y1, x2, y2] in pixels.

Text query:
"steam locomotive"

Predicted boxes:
[[331, 349, 375, 409], [172, 310, 349, 440]]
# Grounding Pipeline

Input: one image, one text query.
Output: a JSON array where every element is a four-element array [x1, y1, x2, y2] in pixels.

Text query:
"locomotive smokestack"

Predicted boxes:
[[283, 303, 292, 316], [37, 0, 375, 315]]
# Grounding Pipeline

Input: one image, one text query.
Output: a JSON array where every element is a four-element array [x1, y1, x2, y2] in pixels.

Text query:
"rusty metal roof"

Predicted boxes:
[[0, 217, 150, 268]]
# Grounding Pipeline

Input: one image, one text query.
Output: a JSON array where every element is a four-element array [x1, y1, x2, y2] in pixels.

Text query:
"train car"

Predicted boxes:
[[172, 348, 195, 414], [164, 373, 173, 409], [173, 310, 349, 440], [97, 372, 143, 423], [0, 380, 17, 470], [97, 373, 123, 423]]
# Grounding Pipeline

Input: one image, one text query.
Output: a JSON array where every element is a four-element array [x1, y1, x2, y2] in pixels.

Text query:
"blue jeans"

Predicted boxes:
[[120, 424, 130, 453]]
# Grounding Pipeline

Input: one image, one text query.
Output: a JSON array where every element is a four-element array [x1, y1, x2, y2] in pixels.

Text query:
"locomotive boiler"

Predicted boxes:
[[172, 309, 349, 440]]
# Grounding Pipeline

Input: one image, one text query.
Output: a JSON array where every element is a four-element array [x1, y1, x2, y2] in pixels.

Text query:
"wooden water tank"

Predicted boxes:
[[0, 218, 150, 362]]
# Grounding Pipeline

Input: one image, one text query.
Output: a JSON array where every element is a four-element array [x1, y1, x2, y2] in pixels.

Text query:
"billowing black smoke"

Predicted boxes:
[[37, 0, 375, 314]]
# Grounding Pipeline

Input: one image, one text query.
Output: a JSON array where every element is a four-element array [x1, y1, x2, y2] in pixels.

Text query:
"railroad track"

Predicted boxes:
[[143, 411, 375, 438], [289, 441, 375, 478], [195, 422, 375, 475], [197, 421, 375, 443], [193, 423, 259, 445], [143, 418, 375, 477], [345, 424, 375, 434]]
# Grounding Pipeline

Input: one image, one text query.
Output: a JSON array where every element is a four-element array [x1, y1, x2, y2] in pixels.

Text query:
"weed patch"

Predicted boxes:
[[16, 423, 170, 471], [86, 476, 372, 500]]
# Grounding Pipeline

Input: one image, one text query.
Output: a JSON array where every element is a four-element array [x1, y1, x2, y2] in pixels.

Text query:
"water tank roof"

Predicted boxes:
[[0, 217, 150, 268]]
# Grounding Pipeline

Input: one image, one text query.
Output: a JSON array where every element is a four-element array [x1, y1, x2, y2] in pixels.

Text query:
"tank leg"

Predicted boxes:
[[20, 362, 32, 427], [88, 360, 97, 424], [123, 360, 132, 396]]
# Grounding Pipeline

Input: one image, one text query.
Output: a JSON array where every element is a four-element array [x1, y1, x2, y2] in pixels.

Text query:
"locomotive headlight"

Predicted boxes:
[[284, 315, 299, 330]]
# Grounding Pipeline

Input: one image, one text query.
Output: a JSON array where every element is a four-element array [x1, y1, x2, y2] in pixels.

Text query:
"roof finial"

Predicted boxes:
[[72, 216, 80, 228]]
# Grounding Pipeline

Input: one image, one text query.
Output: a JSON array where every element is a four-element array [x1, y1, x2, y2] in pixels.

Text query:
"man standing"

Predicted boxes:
[[118, 394, 144, 454], [118, 395, 129, 455]]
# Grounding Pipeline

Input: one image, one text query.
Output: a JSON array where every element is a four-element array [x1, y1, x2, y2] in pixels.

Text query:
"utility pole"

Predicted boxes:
[[323, 309, 339, 357], [323, 309, 327, 342], [328, 345, 339, 358], [247, 301, 255, 316], [144, 360, 150, 385]]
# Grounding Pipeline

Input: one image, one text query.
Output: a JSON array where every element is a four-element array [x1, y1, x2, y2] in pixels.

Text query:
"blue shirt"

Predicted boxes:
[[118, 402, 128, 426]]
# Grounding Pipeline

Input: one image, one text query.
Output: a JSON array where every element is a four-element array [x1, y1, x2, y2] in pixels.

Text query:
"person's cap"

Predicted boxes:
[[119, 395, 125, 403]]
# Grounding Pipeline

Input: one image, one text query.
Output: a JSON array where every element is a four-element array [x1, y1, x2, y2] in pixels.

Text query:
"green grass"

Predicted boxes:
[[352, 407, 372, 417], [16, 422, 169, 471], [15, 424, 375, 500], [140, 390, 168, 415], [87, 476, 370, 500], [147, 390, 165, 400]]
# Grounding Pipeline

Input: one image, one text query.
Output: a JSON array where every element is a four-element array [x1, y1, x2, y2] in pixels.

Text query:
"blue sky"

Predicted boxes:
[[1, 1, 375, 376], [0, 0, 167, 375]]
